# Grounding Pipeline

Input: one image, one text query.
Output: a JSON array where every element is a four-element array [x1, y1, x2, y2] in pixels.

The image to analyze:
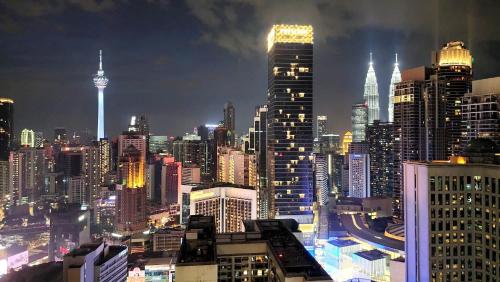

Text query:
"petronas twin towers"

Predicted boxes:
[[363, 53, 401, 124]]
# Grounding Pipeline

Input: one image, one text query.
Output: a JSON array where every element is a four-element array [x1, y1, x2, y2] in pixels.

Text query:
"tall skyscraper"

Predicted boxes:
[[393, 66, 446, 218], [93, 50, 109, 140], [224, 102, 236, 146], [348, 142, 370, 198], [351, 103, 368, 142], [20, 129, 35, 148], [316, 115, 327, 139], [314, 153, 328, 206], [367, 120, 394, 197], [267, 24, 314, 223], [388, 53, 402, 123], [253, 105, 268, 219], [0, 98, 14, 161], [461, 76, 500, 149], [364, 53, 380, 124], [434, 41, 473, 156]]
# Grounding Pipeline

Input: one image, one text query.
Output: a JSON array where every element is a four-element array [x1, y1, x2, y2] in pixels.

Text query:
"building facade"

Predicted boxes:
[[352, 103, 368, 142], [367, 120, 394, 197], [267, 24, 314, 223]]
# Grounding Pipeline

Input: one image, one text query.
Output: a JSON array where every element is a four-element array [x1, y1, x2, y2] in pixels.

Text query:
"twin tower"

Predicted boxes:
[[364, 53, 401, 124]]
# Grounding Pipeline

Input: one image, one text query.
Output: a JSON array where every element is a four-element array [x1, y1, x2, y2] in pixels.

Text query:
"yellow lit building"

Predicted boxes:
[[342, 131, 353, 155]]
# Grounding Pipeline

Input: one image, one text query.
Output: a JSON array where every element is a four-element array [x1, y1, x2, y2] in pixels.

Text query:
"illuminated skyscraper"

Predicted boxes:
[[224, 102, 236, 146], [433, 41, 473, 155], [0, 98, 14, 161], [93, 50, 109, 140], [267, 24, 314, 223], [364, 53, 380, 124], [352, 103, 368, 142], [388, 53, 401, 123], [316, 115, 327, 139], [20, 129, 35, 147]]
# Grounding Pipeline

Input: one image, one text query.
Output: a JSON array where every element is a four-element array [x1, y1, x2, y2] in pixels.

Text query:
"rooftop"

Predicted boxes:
[[327, 239, 359, 248], [354, 249, 388, 261], [177, 215, 216, 265], [191, 182, 255, 192]]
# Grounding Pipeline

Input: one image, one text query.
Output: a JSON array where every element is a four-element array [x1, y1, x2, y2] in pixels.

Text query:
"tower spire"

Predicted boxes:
[[99, 50, 103, 71], [369, 52, 373, 66], [395, 53, 398, 66]]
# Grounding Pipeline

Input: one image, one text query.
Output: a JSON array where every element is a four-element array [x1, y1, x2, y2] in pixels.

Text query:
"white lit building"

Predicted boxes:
[[349, 153, 370, 198], [190, 184, 257, 233]]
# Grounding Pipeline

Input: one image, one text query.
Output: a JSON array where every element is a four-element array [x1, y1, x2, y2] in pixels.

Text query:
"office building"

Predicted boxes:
[[189, 184, 257, 233], [118, 133, 147, 164], [252, 105, 269, 219], [461, 76, 500, 149], [63, 242, 127, 282], [49, 204, 91, 261], [0, 161, 8, 200], [152, 227, 184, 252], [348, 142, 370, 198], [149, 135, 169, 154], [181, 164, 200, 184], [224, 101, 236, 146], [161, 157, 181, 206], [393, 66, 446, 218], [35, 131, 44, 148], [433, 41, 473, 156], [93, 50, 109, 140], [317, 115, 327, 139], [8, 147, 45, 204], [267, 24, 314, 223], [82, 144, 101, 203], [176, 215, 331, 281], [217, 147, 256, 187], [364, 53, 380, 124], [352, 103, 368, 142], [367, 120, 394, 197], [0, 98, 13, 161], [404, 159, 499, 281], [20, 129, 35, 147], [314, 153, 328, 206], [388, 54, 402, 123], [115, 145, 147, 234], [99, 138, 111, 184]]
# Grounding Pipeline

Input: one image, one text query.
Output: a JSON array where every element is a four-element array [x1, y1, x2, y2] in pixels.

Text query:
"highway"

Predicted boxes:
[[340, 213, 404, 252]]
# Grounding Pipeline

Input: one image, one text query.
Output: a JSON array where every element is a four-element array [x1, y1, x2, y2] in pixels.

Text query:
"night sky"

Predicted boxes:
[[1, 0, 500, 138]]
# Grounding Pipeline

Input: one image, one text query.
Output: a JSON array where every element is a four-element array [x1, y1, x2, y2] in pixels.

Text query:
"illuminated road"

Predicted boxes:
[[340, 214, 404, 252]]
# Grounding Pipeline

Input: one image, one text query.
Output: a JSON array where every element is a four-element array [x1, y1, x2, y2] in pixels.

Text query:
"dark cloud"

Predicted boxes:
[[0, 0, 499, 139]]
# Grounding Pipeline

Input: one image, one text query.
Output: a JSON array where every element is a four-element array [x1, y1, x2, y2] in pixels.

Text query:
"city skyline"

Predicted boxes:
[[2, 1, 500, 137]]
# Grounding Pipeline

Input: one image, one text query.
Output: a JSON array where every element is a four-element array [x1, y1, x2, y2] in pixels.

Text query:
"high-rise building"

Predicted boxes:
[[161, 157, 181, 206], [9, 147, 45, 204], [348, 142, 370, 198], [93, 50, 109, 140], [352, 103, 368, 142], [267, 24, 314, 223], [82, 144, 100, 203], [20, 129, 35, 148], [224, 102, 236, 146], [217, 147, 256, 187], [34, 131, 44, 148], [367, 120, 394, 197], [62, 242, 128, 282], [149, 135, 168, 154], [0, 98, 14, 161], [461, 77, 500, 149], [342, 131, 352, 155], [388, 54, 402, 123], [433, 41, 473, 156], [189, 184, 257, 233], [364, 53, 380, 124], [118, 133, 147, 163], [393, 66, 446, 218], [115, 145, 147, 234], [317, 115, 327, 139], [0, 160, 9, 200], [404, 159, 499, 282], [253, 105, 268, 219], [98, 138, 111, 184], [314, 153, 328, 206]]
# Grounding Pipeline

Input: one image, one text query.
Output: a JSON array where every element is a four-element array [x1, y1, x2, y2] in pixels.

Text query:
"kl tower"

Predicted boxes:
[[93, 50, 109, 140]]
